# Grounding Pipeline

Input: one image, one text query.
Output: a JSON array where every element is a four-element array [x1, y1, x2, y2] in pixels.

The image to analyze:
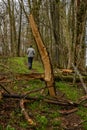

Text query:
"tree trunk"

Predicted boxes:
[[17, 4, 22, 56], [50, 0, 60, 67], [29, 14, 56, 96], [74, 0, 87, 69], [8, 0, 17, 56]]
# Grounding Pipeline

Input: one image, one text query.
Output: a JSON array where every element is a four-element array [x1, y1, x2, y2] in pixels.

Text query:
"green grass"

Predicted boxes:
[[77, 106, 87, 121], [0, 57, 44, 73], [10, 57, 28, 73], [33, 60, 44, 73], [56, 81, 83, 101]]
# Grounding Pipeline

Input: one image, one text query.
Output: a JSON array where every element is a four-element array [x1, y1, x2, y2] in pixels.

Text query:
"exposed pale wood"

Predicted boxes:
[[0, 73, 44, 82], [29, 14, 56, 96], [20, 99, 36, 125], [61, 69, 74, 73], [16, 73, 44, 80]]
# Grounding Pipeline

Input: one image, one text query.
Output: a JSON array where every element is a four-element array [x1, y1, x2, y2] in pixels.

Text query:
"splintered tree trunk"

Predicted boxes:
[[29, 14, 56, 96]]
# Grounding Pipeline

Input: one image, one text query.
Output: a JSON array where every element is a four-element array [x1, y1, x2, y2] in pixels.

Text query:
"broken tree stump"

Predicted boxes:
[[29, 14, 56, 96]]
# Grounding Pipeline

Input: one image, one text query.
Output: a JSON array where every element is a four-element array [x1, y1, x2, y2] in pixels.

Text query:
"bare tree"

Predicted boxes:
[[74, 0, 87, 70], [7, 0, 17, 56]]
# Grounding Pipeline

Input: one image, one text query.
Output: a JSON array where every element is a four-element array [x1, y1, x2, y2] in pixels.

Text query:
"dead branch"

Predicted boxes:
[[20, 99, 36, 125], [72, 63, 87, 94], [0, 73, 44, 83], [59, 108, 78, 115], [16, 73, 44, 80], [0, 79, 11, 83], [0, 84, 10, 94], [78, 95, 87, 104], [23, 86, 48, 99], [2, 93, 78, 107], [3, 92, 87, 107], [2, 93, 38, 100], [44, 97, 78, 107], [0, 72, 87, 84]]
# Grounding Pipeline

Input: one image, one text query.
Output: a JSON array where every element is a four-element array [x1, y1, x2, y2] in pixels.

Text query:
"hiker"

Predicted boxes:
[[27, 45, 35, 69]]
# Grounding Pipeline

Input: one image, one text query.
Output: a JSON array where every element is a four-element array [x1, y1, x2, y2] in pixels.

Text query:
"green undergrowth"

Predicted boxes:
[[56, 81, 83, 101], [56, 81, 87, 130], [76, 106, 87, 130], [0, 57, 44, 73]]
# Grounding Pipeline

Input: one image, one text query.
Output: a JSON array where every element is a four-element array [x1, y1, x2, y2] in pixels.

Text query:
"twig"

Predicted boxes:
[[23, 86, 48, 99], [78, 95, 87, 104], [59, 108, 78, 115]]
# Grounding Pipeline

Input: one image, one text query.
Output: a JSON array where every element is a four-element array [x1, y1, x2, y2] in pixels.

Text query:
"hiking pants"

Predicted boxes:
[[28, 57, 33, 69]]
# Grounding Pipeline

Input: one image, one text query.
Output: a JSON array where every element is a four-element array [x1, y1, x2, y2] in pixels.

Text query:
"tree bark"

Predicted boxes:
[[29, 14, 56, 96]]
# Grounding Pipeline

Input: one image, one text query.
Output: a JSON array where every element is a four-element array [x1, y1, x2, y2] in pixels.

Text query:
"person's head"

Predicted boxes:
[[30, 45, 32, 48]]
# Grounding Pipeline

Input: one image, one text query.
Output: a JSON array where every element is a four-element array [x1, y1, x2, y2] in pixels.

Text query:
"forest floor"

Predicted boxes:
[[0, 94, 84, 130], [0, 78, 86, 130], [0, 57, 87, 130]]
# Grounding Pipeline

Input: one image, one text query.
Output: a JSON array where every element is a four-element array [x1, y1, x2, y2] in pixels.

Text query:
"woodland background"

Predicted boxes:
[[0, 0, 87, 70], [0, 1, 87, 130]]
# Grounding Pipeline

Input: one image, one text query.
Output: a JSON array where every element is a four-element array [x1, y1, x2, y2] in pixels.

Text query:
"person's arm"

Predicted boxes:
[[27, 48, 29, 55]]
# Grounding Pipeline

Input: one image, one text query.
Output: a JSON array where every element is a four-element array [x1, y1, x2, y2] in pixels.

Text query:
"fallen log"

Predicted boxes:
[[3, 93, 37, 100]]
